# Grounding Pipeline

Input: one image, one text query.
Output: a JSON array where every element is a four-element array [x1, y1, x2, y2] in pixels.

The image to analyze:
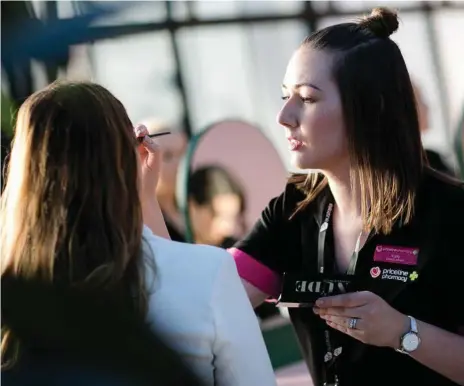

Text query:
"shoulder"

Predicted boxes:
[[143, 226, 231, 276], [263, 178, 307, 222], [416, 170, 464, 257], [141, 225, 239, 371], [141, 226, 234, 292], [419, 169, 464, 216]]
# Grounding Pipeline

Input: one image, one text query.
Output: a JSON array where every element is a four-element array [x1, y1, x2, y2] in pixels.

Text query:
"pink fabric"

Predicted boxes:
[[228, 248, 281, 298]]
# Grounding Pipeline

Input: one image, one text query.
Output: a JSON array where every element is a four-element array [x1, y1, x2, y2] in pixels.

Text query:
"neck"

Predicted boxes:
[[324, 167, 362, 221]]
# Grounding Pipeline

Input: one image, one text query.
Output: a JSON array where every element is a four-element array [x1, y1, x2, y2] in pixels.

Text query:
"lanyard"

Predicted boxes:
[[316, 201, 363, 385], [318, 202, 362, 275]]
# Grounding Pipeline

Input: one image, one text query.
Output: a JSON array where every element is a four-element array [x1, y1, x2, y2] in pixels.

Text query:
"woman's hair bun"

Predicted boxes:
[[358, 7, 399, 39]]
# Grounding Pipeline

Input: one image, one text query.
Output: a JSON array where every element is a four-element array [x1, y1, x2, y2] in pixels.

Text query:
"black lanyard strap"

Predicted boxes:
[[316, 199, 365, 386], [321, 326, 340, 386], [317, 201, 363, 276], [318, 202, 333, 274]]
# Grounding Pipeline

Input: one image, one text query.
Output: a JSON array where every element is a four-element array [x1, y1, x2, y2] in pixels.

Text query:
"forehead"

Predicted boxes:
[[283, 47, 335, 86], [212, 194, 241, 214]]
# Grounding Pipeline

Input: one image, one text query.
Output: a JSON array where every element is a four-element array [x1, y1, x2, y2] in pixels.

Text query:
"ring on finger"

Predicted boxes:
[[348, 317, 359, 329]]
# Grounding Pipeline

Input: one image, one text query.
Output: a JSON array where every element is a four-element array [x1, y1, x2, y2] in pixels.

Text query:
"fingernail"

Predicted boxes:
[[144, 136, 159, 150], [316, 299, 324, 306], [135, 124, 146, 136], [313, 307, 319, 314]]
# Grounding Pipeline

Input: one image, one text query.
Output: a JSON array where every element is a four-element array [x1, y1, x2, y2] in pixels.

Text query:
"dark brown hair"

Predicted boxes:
[[1, 81, 147, 367], [291, 7, 426, 235], [189, 165, 246, 213]]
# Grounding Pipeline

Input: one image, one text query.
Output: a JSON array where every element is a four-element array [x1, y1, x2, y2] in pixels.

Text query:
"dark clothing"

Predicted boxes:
[[425, 149, 454, 176], [234, 168, 464, 386], [1, 277, 203, 386], [165, 218, 186, 243]]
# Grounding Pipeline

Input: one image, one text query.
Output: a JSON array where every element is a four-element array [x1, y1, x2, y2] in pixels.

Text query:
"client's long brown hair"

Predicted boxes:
[[1, 81, 147, 368]]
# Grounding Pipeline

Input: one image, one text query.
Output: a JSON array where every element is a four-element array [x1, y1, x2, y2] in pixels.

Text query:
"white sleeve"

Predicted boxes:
[[211, 251, 277, 386]]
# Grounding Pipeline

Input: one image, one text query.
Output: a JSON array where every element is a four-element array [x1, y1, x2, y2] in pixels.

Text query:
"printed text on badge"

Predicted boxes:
[[373, 245, 419, 266]]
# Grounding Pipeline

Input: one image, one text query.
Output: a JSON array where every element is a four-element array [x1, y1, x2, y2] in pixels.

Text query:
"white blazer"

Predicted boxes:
[[142, 226, 277, 386]]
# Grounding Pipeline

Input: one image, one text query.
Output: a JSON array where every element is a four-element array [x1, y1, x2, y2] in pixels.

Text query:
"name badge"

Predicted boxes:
[[276, 273, 353, 308], [373, 245, 419, 266]]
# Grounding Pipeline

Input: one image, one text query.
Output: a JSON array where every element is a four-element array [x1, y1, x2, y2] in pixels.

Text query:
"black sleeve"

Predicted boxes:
[[228, 183, 303, 297], [425, 149, 455, 176]]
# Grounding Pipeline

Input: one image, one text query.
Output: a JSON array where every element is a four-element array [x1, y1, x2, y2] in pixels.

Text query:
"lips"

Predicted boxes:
[[287, 137, 303, 151]]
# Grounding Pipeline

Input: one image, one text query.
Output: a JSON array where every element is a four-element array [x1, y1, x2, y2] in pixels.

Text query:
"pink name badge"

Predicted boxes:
[[373, 245, 419, 266]]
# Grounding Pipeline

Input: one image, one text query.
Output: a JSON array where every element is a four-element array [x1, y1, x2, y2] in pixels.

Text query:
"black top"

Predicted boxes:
[[165, 217, 186, 243], [425, 149, 454, 176], [234, 169, 464, 386]]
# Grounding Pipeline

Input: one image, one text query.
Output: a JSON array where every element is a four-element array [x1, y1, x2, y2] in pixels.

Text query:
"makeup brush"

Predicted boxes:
[[137, 131, 171, 143]]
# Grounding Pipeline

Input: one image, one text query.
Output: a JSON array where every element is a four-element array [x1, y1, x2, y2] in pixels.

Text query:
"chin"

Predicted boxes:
[[290, 153, 320, 170]]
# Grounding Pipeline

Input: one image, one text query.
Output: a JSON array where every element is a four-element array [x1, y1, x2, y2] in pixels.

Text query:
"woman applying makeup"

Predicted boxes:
[[225, 8, 464, 386]]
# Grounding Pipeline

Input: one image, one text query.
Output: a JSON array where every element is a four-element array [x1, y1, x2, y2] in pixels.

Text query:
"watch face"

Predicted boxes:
[[402, 333, 420, 352]]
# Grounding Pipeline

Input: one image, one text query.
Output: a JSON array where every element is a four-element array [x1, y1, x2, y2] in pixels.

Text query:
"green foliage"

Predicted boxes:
[[1, 92, 16, 138], [455, 118, 464, 179]]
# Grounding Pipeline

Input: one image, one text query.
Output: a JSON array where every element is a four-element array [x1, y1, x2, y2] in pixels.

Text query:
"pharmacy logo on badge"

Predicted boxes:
[[370, 267, 381, 278]]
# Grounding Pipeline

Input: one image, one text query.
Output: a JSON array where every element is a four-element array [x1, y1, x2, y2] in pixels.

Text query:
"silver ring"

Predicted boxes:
[[348, 317, 358, 329]]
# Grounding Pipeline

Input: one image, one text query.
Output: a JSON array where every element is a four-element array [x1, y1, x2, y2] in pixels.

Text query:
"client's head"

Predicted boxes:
[[1, 81, 146, 307], [188, 166, 246, 246]]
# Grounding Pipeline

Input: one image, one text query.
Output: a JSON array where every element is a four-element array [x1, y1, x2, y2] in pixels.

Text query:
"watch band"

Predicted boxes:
[[409, 315, 418, 333]]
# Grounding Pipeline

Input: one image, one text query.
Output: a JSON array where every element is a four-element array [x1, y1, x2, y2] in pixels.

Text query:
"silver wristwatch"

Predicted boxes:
[[396, 315, 421, 354]]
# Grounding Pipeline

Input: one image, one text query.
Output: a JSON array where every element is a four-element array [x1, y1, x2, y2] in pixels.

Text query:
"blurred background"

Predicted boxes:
[[2, 1, 464, 384], [2, 1, 464, 172]]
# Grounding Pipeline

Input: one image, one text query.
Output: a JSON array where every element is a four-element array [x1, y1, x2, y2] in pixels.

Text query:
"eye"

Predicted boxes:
[[281, 96, 289, 101], [301, 97, 316, 104]]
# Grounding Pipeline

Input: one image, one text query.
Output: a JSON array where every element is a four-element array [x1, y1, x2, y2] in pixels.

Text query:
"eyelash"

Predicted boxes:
[[302, 97, 315, 104], [281, 96, 315, 104]]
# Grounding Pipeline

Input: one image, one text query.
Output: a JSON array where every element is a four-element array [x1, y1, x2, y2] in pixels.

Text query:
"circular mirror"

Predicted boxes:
[[176, 120, 288, 246]]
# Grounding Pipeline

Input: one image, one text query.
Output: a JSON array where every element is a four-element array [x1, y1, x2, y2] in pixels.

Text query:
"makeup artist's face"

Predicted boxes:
[[278, 47, 348, 171]]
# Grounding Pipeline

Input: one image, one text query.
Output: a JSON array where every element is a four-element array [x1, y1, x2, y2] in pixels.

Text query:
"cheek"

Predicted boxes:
[[191, 207, 213, 232], [302, 105, 346, 152]]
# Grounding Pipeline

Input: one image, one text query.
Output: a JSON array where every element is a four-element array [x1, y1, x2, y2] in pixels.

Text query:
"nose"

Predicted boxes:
[[277, 99, 299, 130]]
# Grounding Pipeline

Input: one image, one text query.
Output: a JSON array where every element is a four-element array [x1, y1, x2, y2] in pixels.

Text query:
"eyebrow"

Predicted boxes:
[[282, 83, 322, 91]]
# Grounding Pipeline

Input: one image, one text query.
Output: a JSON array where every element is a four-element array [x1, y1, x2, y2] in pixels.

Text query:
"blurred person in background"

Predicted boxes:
[[144, 119, 188, 242], [188, 165, 280, 321], [412, 81, 454, 176], [0, 81, 276, 386], [188, 165, 247, 249]]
